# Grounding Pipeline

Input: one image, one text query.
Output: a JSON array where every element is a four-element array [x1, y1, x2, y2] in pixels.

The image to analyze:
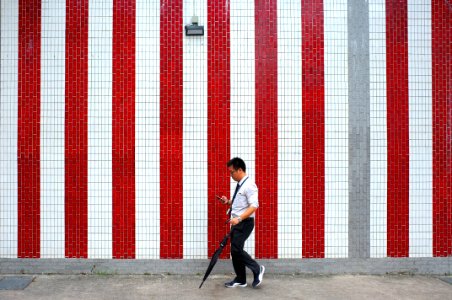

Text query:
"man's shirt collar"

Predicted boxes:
[[238, 175, 249, 186]]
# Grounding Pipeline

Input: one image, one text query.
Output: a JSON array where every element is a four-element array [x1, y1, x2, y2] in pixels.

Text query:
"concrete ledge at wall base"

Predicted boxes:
[[0, 258, 450, 276]]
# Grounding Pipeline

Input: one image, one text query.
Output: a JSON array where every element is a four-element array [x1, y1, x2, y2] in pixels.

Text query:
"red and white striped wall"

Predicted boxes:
[[369, 0, 450, 258], [0, 0, 450, 259]]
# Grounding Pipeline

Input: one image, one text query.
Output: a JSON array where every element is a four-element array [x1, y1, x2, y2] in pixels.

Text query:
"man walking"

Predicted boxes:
[[220, 157, 265, 288]]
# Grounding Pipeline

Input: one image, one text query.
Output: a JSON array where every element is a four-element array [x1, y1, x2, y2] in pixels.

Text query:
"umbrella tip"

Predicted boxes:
[[199, 282, 204, 289]]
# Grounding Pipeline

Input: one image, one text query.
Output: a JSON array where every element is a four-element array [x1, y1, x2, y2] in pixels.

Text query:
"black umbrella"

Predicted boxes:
[[199, 229, 232, 289]]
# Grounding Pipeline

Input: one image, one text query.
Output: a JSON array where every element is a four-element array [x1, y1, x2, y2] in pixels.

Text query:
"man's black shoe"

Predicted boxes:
[[252, 265, 265, 288], [224, 279, 247, 288]]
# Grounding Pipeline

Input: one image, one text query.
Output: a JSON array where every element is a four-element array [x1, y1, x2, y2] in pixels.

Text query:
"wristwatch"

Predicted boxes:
[[237, 216, 242, 223]]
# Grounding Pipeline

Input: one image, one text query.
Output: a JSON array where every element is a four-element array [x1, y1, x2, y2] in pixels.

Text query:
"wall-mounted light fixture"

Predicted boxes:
[[185, 16, 204, 36]]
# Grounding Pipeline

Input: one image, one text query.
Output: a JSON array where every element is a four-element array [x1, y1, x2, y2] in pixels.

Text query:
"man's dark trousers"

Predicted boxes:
[[231, 218, 260, 282]]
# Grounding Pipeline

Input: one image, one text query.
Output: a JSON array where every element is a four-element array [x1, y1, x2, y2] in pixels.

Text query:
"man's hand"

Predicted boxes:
[[220, 196, 229, 205], [230, 217, 240, 226]]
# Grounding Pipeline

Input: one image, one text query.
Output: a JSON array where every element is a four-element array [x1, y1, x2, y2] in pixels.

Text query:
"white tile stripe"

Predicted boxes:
[[230, 0, 256, 257], [0, 0, 18, 258], [88, 0, 113, 259], [277, 0, 303, 259], [135, 0, 161, 259], [324, 0, 349, 258], [369, 0, 388, 258], [40, 0, 66, 258], [183, 0, 208, 259], [408, 0, 432, 257]]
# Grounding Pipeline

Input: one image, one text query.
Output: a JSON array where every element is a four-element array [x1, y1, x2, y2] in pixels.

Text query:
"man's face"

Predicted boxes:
[[228, 166, 241, 182]]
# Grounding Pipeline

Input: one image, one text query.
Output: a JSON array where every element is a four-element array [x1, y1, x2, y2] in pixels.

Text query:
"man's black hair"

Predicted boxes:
[[227, 157, 246, 172]]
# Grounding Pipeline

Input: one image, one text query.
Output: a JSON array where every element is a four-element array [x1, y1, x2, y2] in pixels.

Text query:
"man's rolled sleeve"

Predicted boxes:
[[247, 183, 259, 208]]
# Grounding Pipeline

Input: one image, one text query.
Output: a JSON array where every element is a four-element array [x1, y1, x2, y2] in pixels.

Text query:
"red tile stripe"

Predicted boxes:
[[255, 0, 278, 259], [112, 0, 136, 259], [302, 0, 325, 258], [160, 0, 183, 258], [18, 0, 41, 258], [65, 0, 89, 258], [385, 0, 409, 257], [207, 0, 231, 259], [432, 0, 452, 257]]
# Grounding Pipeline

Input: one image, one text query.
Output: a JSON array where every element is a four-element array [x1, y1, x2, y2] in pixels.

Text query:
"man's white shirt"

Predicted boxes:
[[231, 175, 259, 218]]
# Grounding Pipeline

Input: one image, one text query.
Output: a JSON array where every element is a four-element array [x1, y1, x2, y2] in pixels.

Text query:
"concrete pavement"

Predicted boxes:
[[1, 274, 451, 300]]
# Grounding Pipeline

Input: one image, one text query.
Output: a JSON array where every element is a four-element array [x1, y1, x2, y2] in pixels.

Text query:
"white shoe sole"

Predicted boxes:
[[225, 283, 247, 288], [225, 283, 247, 289]]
